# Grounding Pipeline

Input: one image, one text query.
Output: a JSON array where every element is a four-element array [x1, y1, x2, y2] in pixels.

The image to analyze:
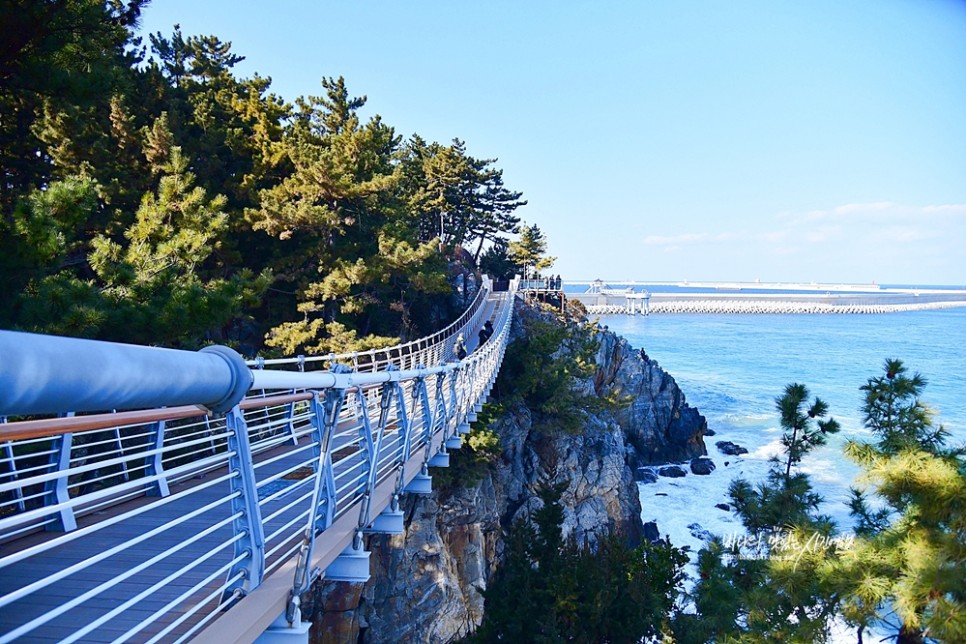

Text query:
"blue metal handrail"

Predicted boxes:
[[0, 335, 251, 417]]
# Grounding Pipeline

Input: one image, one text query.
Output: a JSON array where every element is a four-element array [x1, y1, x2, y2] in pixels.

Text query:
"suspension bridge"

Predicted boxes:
[[0, 277, 518, 643]]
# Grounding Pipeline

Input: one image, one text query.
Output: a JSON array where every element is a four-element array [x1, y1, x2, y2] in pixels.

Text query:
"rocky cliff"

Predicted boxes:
[[302, 304, 707, 643]]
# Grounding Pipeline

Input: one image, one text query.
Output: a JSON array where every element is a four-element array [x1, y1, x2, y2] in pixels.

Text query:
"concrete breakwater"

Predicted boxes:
[[585, 299, 966, 315], [571, 289, 966, 315]]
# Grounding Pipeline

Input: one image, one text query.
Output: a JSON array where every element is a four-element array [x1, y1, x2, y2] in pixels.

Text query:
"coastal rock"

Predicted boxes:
[[690, 457, 716, 475], [715, 503, 731, 512], [687, 523, 714, 542], [302, 581, 365, 643], [591, 331, 708, 465], [343, 399, 644, 642], [643, 521, 661, 543], [658, 465, 687, 478], [306, 303, 706, 641], [637, 468, 658, 484], [716, 440, 748, 456]]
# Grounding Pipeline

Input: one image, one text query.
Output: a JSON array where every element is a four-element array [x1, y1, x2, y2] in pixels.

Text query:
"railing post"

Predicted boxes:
[[391, 379, 410, 473], [403, 373, 433, 495], [145, 419, 170, 497], [353, 385, 376, 529], [360, 374, 403, 534], [428, 372, 454, 466], [286, 385, 343, 617], [439, 372, 462, 450], [434, 373, 448, 437], [222, 406, 266, 603], [307, 390, 338, 533], [285, 394, 299, 445], [415, 370, 434, 456], [303, 364, 348, 541], [253, 358, 275, 442], [44, 412, 76, 532], [318, 366, 373, 583], [451, 365, 469, 435], [466, 360, 480, 422], [204, 414, 218, 456]]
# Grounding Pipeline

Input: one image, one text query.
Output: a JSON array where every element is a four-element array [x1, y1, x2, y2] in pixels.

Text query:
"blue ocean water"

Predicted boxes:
[[600, 307, 966, 541]]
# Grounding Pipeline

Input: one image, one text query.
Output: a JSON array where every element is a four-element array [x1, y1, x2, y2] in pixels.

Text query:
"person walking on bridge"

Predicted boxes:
[[478, 320, 494, 348], [454, 334, 467, 359]]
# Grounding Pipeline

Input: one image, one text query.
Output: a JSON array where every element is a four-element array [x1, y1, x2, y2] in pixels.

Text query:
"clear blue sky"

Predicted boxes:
[[139, 1, 966, 286]]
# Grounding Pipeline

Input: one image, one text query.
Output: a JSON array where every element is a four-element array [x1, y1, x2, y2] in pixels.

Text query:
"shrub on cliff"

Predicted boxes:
[[432, 402, 503, 493], [496, 309, 606, 433], [465, 482, 687, 643]]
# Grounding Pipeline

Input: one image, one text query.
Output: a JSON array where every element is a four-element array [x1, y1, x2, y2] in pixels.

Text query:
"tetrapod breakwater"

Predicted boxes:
[[573, 290, 966, 315]]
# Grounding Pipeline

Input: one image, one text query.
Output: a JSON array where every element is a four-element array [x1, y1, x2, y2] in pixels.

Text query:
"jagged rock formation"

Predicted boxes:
[[303, 305, 706, 643], [591, 329, 708, 466]]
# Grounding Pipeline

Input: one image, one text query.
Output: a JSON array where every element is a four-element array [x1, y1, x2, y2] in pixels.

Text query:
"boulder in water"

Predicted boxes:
[[690, 457, 716, 475], [716, 440, 748, 456], [637, 468, 658, 484], [687, 522, 714, 541], [658, 464, 687, 478]]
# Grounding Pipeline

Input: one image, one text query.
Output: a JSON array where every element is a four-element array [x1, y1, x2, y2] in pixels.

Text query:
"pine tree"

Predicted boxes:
[[835, 360, 966, 642], [1, 176, 102, 332], [248, 77, 459, 353], [678, 383, 843, 642], [508, 222, 556, 279], [729, 383, 839, 536], [48, 145, 272, 347]]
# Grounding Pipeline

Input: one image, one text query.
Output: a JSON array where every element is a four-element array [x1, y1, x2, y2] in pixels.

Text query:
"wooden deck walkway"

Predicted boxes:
[[0, 434, 327, 642]]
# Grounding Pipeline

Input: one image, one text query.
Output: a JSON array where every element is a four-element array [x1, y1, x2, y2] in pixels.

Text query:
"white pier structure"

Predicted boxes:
[[567, 281, 652, 315]]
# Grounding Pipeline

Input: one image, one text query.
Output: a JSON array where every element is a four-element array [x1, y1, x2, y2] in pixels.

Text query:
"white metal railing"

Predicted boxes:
[[0, 279, 516, 643], [247, 275, 493, 374]]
